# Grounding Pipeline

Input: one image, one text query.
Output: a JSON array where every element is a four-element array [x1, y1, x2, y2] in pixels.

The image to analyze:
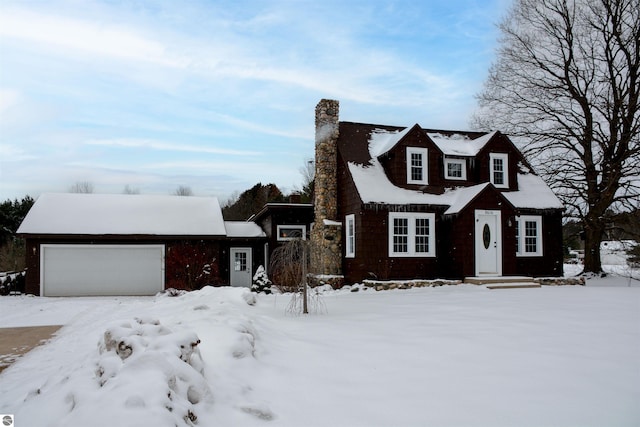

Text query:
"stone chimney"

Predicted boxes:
[[310, 99, 342, 276]]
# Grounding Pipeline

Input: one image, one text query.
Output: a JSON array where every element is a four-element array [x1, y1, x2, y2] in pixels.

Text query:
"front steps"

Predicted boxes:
[[464, 276, 541, 289]]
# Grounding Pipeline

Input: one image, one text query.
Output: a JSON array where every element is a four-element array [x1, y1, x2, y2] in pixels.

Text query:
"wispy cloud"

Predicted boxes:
[[85, 138, 263, 156]]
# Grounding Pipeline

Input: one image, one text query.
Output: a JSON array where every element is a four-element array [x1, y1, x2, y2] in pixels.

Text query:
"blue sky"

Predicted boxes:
[[0, 0, 510, 202]]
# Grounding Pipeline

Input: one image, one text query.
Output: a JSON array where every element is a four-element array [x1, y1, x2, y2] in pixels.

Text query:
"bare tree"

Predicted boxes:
[[474, 0, 640, 274], [269, 239, 325, 315], [173, 185, 193, 196], [69, 181, 94, 193], [298, 158, 315, 203]]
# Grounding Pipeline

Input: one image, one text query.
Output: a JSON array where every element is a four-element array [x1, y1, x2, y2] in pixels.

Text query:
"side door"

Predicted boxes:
[[230, 247, 252, 287]]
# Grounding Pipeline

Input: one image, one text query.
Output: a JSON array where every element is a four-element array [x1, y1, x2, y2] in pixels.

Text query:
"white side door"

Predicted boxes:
[[230, 247, 252, 287], [475, 210, 502, 276]]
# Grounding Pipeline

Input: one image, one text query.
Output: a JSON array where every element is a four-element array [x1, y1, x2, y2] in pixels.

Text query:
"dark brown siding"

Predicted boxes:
[[343, 206, 442, 284], [515, 210, 564, 277], [22, 235, 267, 295], [254, 204, 314, 266]]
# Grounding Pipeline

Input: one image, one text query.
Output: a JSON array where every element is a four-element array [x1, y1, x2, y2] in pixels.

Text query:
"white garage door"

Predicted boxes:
[[41, 244, 165, 296]]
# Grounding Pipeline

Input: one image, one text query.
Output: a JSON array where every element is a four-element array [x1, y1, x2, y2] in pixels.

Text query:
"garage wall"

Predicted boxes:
[[40, 244, 165, 296]]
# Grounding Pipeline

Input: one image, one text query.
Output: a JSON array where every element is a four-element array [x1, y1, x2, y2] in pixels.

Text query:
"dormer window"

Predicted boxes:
[[490, 153, 509, 188], [444, 158, 466, 180], [406, 147, 428, 185]]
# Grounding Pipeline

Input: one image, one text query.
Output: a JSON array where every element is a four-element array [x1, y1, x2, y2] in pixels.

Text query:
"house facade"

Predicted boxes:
[[308, 99, 564, 284]]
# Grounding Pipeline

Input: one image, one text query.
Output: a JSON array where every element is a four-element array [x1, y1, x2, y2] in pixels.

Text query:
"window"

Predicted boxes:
[[406, 147, 428, 185], [345, 214, 355, 258], [277, 225, 306, 241], [515, 216, 543, 256], [388, 212, 436, 257], [234, 251, 247, 271], [444, 158, 466, 180], [490, 153, 509, 188]]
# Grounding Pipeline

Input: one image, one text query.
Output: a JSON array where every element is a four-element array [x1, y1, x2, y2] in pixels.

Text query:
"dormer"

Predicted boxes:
[[476, 131, 529, 191], [369, 124, 439, 192]]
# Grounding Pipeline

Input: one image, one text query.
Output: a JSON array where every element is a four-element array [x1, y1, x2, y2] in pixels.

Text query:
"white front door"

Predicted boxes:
[[230, 248, 252, 287], [475, 210, 502, 276]]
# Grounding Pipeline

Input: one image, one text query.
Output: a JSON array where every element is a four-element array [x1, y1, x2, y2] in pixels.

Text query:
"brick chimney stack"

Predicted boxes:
[[310, 99, 342, 276]]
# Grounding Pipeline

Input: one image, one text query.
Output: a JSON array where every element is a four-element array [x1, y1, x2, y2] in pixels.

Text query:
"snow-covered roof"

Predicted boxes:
[[348, 159, 563, 211], [502, 173, 563, 209], [428, 131, 497, 156], [17, 193, 227, 236], [369, 126, 413, 157], [366, 126, 497, 159], [224, 221, 266, 238], [443, 183, 491, 215]]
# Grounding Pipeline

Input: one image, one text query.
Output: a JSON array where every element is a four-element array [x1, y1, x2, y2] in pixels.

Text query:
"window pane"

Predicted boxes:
[[493, 158, 504, 185], [515, 219, 520, 253], [234, 252, 247, 271], [447, 162, 462, 178], [411, 153, 423, 181], [393, 218, 408, 253], [415, 218, 430, 253], [525, 220, 537, 253], [347, 217, 355, 256]]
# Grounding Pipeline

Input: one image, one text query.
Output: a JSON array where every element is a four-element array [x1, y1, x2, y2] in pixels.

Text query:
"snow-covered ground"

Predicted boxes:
[[0, 269, 639, 427]]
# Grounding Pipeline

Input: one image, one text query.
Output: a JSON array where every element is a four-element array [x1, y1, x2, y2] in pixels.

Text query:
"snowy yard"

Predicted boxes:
[[0, 271, 639, 427]]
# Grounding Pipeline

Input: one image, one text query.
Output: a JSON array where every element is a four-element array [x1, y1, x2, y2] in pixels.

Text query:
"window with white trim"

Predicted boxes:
[[515, 216, 543, 256], [388, 212, 436, 257], [490, 153, 509, 188], [444, 158, 466, 180], [345, 214, 355, 258], [277, 225, 306, 241], [406, 147, 428, 185]]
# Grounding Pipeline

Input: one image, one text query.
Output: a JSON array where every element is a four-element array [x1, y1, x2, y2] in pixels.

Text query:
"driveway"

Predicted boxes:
[[0, 325, 62, 373]]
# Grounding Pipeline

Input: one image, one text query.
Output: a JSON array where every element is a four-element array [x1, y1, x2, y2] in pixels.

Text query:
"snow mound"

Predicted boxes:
[[95, 318, 210, 426]]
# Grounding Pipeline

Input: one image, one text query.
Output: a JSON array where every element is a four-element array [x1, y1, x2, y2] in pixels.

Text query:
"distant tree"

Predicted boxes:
[[123, 185, 140, 195], [222, 183, 284, 220], [174, 185, 193, 196], [69, 181, 94, 193], [474, 0, 640, 274], [0, 196, 34, 271]]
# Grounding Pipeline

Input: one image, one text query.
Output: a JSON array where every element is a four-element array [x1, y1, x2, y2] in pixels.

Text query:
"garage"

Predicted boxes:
[[40, 244, 165, 296], [18, 193, 231, 296]]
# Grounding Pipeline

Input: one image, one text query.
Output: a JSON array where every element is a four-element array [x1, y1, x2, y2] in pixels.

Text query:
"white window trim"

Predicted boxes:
[[406, 147, 428, 185], [489, 153, 509, 188], [444, 158, 467, 180], [345, 214, 355, 258], [515, 215, 543, 257], [277, 224, 306, 241], [388, 212, 436, 257]]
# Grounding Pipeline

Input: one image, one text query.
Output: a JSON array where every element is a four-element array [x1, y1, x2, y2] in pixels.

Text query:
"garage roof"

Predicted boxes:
[[17, 193, 227, 236]]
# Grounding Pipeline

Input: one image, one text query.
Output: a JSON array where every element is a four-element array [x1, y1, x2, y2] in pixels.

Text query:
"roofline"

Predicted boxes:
[[18, 233, 227, 240], [340, 120, 490, 137], [251, 202, 314, 222]]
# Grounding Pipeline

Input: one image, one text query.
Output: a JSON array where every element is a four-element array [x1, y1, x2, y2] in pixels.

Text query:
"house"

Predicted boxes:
[[307, 99, 564, 284], [17, 193, 266, 296]]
